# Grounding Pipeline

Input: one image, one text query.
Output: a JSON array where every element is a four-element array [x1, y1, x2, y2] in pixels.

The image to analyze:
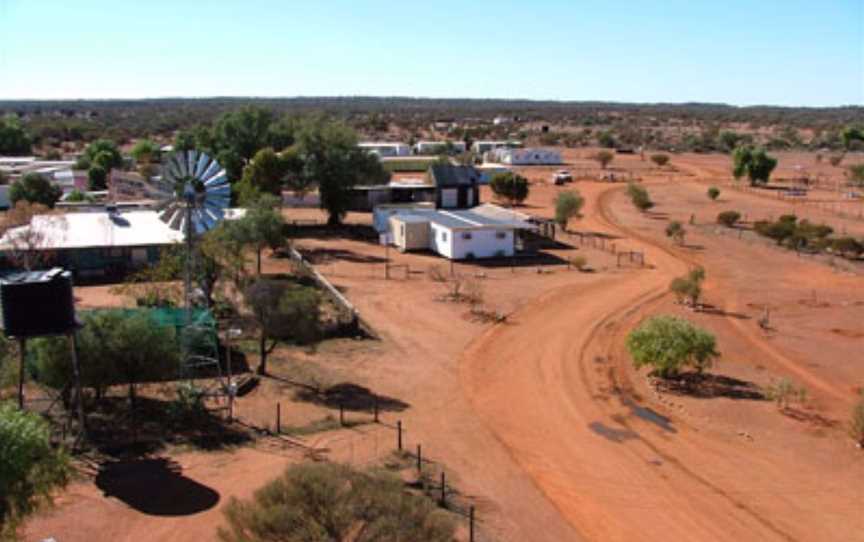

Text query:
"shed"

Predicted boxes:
[[390, 214, 431, 252], [427, 164, 481, 209]]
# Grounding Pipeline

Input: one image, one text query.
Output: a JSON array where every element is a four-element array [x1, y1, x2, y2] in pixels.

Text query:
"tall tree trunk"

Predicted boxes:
[[257, 330, 267, 375], [256, 248, 262, 276]]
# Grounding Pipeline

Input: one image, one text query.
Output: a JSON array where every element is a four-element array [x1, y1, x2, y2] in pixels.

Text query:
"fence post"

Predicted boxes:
[[397, 420, 402, 451], [373, 395, 379, 423], [417, 444, 422, 474], [339, 403, 345, 426], [440, 471, 446, 506], [276, 402, 281, 434], [469, 506, 476, 542]]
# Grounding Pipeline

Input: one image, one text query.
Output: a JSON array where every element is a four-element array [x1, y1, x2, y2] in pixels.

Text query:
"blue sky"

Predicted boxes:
[[0, 0, 861, 106]]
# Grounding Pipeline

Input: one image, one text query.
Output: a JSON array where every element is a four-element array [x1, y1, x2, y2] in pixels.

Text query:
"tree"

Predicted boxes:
[[0, 403, 70, 539], [718, 130, 743, 153], [83, 139, 123, 172], [554, 190, 585, 230], [597, 130, 616, 149], [229, 194, 286, 275], [244, 280, 321, 375], [592, 150, 614, 169], [237, 148, 288, 199], [707, 186, 720, 201], [669, 267, 705, 307], [716, 210, 741, 228], [830, 237, 864, 259], [0, 201, 62, 270], [732, 145, 777, 185], [626, 315, 719, 378], [9, 173, 62, 208], [841, 126, 864, 150], [87, 165, 107, 190], [847, 164, 864, 187], [0, 114, 32, 155], [650, 153, 670, 168], [219, 462, 455, 542], [173, 130, 196, 152], [130, 139, 160, 165], [292, 117, 390, 226], [489, 172, 529, 206], [665, 220, 686, 245]]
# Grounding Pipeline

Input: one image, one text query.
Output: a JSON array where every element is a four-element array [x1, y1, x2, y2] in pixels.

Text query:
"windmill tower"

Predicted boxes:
[[145, 150, 230, 384]]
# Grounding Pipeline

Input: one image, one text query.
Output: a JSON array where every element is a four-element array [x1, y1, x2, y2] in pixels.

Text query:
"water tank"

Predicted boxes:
[[0, 268, 77, 338]]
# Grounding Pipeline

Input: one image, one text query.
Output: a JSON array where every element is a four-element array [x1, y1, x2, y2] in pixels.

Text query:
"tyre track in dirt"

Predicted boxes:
[[461, 182, 805, 541]]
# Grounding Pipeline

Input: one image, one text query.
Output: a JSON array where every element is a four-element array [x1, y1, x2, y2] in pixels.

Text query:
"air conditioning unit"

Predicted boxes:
[[0, 268, 77, 338]]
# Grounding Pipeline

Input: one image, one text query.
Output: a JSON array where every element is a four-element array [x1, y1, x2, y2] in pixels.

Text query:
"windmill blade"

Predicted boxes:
[[194, 153, 210, 178], [203, 171, 228, 187], [200, 160, 222, 183]]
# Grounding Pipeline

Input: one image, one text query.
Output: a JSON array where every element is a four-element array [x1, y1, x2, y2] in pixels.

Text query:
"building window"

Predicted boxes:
[[442, 231, 448, 242], [495, 231, 507, 239], [461, 232, 472, 240]]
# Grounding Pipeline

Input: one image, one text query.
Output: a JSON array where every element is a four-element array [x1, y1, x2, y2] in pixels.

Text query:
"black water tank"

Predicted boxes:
[[0, 268, 76, 338]]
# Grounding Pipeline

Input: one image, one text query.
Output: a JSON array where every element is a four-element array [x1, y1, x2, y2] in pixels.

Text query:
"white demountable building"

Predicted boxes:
[[358, 142, 411, 157], [470, 140, 521, 154], [489, 147, 562, 165], [413, 141, 467, 155]]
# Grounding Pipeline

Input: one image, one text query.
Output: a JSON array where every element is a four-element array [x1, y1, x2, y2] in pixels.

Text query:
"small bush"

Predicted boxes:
[[593, 150, 615, 169], [650, 154, 670, 168], [665, 221, 686, 244], [707, 187, 720, 200], [554, 190, 585, 229], [763, 378, 808, 410], [716, 210, 741, 228], [626, 182, 654, 211], [828, 154, 845, 167], [571, 255, 587, 271], [428, 264, 447, 282]]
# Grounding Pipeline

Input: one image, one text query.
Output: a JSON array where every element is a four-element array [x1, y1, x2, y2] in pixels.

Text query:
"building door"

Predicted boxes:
[[440, 188, 458, 208]]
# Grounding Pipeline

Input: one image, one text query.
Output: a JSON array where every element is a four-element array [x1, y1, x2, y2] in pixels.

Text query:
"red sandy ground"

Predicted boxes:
[[24, 150, 864, 541]]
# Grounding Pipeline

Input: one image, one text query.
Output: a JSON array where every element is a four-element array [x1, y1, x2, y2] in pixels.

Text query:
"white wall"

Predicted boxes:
[[450, 228, 514, 259], [429, 222, 454, 259]]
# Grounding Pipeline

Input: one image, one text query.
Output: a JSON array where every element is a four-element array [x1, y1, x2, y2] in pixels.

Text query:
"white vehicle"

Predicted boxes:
[[553, 170, 572, 185]]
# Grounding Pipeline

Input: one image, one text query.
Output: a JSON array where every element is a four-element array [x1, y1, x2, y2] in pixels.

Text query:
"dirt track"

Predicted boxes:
[[462, 180, 864, 541]]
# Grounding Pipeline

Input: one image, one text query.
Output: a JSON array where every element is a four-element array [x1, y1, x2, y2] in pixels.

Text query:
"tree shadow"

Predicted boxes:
[[293, 382, 409, 412], [653, 373, 765, 401], [300, 247, 387, 265], [780, 407, 838, 428], [588, 421, 638, 443], [94, 457, 220, 516], [466, 252, 570, 268], [700, 304, 751, 320]]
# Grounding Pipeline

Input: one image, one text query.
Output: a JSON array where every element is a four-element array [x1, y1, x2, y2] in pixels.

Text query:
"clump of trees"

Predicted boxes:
[[847, 164, 864, 187], [0, 114, 33, 155], [626, 182, 654, 211], [592, 150, 615, 169], [732, 146, 777, 186], [0, 403, 70, 539], [626, 315, 719, 379], [753, 214, 833, 251], [716, 210, 741, 228], [707, 187, 720, 201], [665, 220, 686, 245], [489, 172, 529, 206], [9, 173, 63, 208], [554, 190, 584, 230], [669, 267, 705, 308], [130, 139, 161, 178], [78, 139, 124, 190], [219, 462, 455, 542]]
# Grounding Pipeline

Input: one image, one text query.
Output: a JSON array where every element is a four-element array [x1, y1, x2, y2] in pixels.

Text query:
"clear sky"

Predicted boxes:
[[0, 0, 861, 106]]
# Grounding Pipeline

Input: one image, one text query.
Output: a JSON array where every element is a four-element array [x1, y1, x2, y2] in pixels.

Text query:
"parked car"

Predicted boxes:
[[553, 170, 572, 185]]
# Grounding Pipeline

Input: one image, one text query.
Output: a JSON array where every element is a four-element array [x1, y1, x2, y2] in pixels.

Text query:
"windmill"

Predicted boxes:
[[144, 150, 230, 385]]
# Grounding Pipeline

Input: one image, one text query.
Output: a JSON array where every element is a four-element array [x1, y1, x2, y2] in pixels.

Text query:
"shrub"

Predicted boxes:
[[763, 378, 808, 410], [830, 237, 864, 259], [626, 315, 719, 378], [9, 173, 63, 208], [707, 187, 720, 200], [669, 267, 705, 307], [427, 264, 447, 282], [850, 392, 864, 448], [626, 182, 654, 211], [489, 172, 529, 206], [571, 255, 587, 271], [665, 221, 685, 245], [828, 154, 845, 167], [554, 190, 584, 229], [218, 462, 456, 542], [848, 164, 864, 186], [716, 210, 741, 228], [732, 146, 777, 185], [650, 154, 670, 168], [0, 403, 70, 538]]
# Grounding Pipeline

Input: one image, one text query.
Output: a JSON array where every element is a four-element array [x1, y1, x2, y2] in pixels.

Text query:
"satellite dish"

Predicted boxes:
[[148, 150, 231, 235]]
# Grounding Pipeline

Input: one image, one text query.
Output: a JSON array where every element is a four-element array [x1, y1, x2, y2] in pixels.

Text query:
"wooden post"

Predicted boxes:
[[397, 420, 402, 451], [339, 402, 345, 426], [469, 506, 476, 542], [276, 402, 281, 434], [440, 471, 446, 506], [417, 444, 422, 473], [17, 338, 26, 409], [373, 395, 379, 423]]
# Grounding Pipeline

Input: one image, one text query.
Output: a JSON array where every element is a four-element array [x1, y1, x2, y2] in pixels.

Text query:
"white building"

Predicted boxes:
[[377, 204, 536, 260], [489, 147, 562, 166], [413, 141, 467, 155], [358, 142, 411, 158], [470, 140, 521, 154]]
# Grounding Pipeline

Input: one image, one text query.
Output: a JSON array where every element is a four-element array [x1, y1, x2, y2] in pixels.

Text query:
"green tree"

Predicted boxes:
[[732, 146, 777, 185], [130, 139, 160, 164], [597, 130, 616, 149], [0, 403, 70, 538], [669, 267, 705, 307], [219, 462, 455, 542], [83, 139, 123, 172], [230, 194, 286, 275], [707, 186, 720, 200], [847, 164, 864, 186], [593, 150, 614, 169], [716, 210, 741, 228], [87, 165, 107, 190], [841, 126, 864, 150], [0, 114, 33, 155], [173, 130, 196, 152], [554, 190, 585, 230], [489, 172, 529, 206], [237, 148, 287, 199], [626, 315, 719, 378], [245, 280, 321, 374], [650, 153, 670, 168], [9, 173, 63, 208], [665, 220, 686, 245], [626, 182, 654, 211], [292, 117, 390, 226]]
